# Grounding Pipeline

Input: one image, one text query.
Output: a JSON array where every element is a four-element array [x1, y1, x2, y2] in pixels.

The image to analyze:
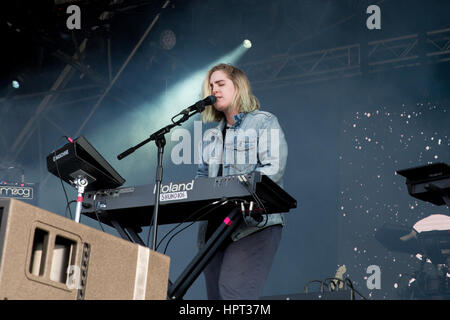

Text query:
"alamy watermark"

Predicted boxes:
[[66, 5, 81, 30], [366, 5, 381, 30], [65, 4, 381, 33], [366, 265, 381, 290]]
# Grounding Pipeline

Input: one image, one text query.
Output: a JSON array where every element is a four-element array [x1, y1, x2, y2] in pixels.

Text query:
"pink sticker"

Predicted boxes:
[[223, 217, 232, 226]]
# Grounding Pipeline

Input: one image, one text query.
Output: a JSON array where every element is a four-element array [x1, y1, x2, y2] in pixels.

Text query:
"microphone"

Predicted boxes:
[[180, 96, 216, 114]]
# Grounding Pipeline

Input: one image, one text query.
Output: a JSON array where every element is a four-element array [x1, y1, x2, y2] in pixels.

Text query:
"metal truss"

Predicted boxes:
[[0, 0, 171, 186], [426, 28, 450, 64], [241, 28, 450, 90], [242, 44, 361, 90], [0, 39, 88, 166]]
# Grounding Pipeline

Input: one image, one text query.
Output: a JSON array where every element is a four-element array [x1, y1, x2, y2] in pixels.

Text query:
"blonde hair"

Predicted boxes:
[[201, 63, 260, 123]]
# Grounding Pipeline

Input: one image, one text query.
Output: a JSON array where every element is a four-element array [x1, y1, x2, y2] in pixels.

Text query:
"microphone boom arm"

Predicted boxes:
[[117, 106, 203, 160]]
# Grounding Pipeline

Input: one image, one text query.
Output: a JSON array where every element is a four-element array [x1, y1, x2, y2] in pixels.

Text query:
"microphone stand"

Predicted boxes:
[[117, 108, 202, 251]]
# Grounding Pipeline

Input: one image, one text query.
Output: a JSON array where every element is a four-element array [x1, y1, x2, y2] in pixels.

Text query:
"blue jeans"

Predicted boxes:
[[203, 225, 282, 300]]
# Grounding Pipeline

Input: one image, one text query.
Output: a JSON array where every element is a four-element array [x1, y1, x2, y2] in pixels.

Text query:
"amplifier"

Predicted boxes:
[[0, 198, 170, 300], [0, 182, 38, 206]]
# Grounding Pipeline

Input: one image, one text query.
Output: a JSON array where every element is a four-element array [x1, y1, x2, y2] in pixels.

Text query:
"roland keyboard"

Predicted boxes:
[[81, 172, 297, 228]]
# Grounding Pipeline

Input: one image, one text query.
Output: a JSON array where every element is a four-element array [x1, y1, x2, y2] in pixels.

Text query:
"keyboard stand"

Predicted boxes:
[[108, 219, 146, 246], [167, 206, 242, 300]]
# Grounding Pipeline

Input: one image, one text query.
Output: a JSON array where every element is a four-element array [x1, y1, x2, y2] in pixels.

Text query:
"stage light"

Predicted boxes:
[[243, 39, 252, 49], [11, 80, 20, 89], [160, 29, 176, 50], [11, 73, 26, 89]]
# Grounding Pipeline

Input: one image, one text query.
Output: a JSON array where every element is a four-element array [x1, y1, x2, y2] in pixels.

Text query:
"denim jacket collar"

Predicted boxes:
[[219, 112, 247, 130]]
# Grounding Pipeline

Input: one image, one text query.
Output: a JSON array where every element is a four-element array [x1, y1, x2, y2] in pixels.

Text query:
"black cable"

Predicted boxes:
[[163, 202, 228, 255], [92, 191, 105, 232], [238, 174, 269, 228], [344, 277, 368, 300], [156, 200, 224, 250], [93, 210, 105, 232], [53, 136, 73, 220], [238, 175, 267, 213], [158, 198, 239, 251], [321, 277, 347, 292], [65, 200, 76, 219], [304, 280, 326, 293], [158, 198, 244, 254], [239, 175, 267, 211]]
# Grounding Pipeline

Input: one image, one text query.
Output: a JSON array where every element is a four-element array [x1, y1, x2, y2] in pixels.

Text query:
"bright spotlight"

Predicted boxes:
[[11, 73, 26, 89], [242, 39, 252, 49], [11, 80, 20, 89]]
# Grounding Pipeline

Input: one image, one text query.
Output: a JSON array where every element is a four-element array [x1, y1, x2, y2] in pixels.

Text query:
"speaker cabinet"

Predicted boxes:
[[0, 198, 170, 300]]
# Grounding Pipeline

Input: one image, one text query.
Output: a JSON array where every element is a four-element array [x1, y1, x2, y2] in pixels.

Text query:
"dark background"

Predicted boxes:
[[0, 0, 449, 299]]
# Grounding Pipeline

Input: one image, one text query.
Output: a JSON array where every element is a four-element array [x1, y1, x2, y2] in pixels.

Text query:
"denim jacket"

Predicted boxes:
[[196, 109, 288, 248]]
